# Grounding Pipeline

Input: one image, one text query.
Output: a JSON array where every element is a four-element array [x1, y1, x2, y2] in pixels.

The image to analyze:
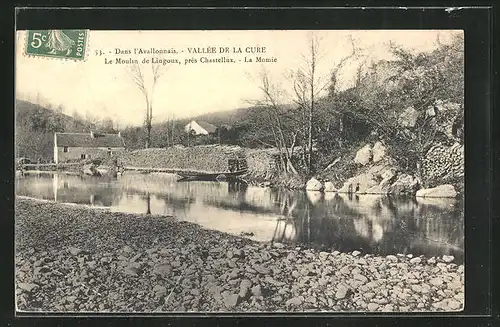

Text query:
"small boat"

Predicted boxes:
[[176, 169, 247, 181]]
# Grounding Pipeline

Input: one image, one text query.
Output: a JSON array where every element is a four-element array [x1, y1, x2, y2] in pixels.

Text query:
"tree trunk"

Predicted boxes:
[[145, 123, 152, 148], [308, 104, 313, 173], [307, 39, 316, 174], [416, 159, 425, 187], [287, 159, 299, 175], [146, 192, 151, 215]]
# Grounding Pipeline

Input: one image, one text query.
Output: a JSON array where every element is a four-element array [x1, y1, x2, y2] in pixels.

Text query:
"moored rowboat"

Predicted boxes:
[[176, 169, 247, 181]]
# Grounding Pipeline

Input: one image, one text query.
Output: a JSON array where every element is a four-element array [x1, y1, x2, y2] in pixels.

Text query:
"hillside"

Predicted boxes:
[[15, 99, 115, 160], [183, 106, 263, 127], [118, 103, 300, 150], [15, 99, 100, 133], [152, 106, 263, 132], [16, 100, 76, 128]]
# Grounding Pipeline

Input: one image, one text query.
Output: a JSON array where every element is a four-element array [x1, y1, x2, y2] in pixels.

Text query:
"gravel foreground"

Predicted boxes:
[[15, 197, 464, 313]]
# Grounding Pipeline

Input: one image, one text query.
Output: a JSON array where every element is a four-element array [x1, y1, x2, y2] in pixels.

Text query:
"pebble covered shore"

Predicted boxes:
[[15, 198, 464, 312]]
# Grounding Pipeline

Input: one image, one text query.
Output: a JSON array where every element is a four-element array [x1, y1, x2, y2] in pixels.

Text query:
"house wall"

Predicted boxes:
[[56, 146, 125, 163]]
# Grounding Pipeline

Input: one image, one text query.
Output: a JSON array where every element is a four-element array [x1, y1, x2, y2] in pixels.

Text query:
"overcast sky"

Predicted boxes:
[[15, 30, 461, 126]]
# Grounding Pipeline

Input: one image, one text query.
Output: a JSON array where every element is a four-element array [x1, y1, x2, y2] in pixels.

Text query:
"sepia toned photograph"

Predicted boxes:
[[15, 29, 464, 313]]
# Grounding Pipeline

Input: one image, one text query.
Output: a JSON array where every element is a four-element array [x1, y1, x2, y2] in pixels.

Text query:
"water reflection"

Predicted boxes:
[[16, 172, 464, 262]]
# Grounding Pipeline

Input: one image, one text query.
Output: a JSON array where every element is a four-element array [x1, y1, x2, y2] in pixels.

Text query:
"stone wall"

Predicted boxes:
[[422, 143, 464, 188], [244, 150, 280, 181], [119, 145, 244, 173]]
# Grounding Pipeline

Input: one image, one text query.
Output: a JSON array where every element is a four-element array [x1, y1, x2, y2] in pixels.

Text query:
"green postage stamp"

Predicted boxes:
[[25, 29, 88, 60]]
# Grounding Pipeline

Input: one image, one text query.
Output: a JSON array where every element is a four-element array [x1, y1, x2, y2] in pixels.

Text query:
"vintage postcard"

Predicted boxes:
[[15, 29, 464, 313]]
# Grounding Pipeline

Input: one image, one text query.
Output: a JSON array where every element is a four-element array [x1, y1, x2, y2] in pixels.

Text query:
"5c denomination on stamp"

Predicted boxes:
[[25, 30, 89, 61]]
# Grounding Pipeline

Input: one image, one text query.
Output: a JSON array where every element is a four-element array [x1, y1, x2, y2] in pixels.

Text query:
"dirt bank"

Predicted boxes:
[[15, 198, 464, 312]]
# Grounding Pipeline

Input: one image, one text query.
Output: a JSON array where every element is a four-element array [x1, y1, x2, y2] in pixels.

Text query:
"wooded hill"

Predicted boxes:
[[14, 98, 267, 159], [15, 100, 119, 160]]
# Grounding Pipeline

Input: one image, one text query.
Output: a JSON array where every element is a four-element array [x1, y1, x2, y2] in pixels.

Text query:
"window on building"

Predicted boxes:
[[63, 147, 68, 153], [108, 148, 112, 156], [81, 154, 86, 159]]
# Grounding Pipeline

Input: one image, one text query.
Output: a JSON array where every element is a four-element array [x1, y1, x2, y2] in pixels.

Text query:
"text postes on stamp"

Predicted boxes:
[[25, 30, 88, 61]]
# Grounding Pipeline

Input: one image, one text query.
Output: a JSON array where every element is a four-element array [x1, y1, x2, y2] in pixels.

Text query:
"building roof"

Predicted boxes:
[[55, 132, 125, 148], [191, 120, 217, 134]]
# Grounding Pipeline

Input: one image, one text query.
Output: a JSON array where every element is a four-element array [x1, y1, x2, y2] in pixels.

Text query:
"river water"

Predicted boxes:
[[15, 171, 464, 263]]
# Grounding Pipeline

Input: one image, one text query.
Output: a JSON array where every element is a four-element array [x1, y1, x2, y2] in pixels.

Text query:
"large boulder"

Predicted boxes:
[[416, 184, 457, 198], [324, 181, 337, 192], [366, 164, 391, 178], [379, 176, 396, 189], [388, 173, 420, 195], [306, 177, 323, 191], [354, 144, 372, 166], [372, 141, 388, 163], [365, 168, 398, 194], [433, 100, 463, 140], [381, 168, 397, 181], [338, 173, 379, 194]]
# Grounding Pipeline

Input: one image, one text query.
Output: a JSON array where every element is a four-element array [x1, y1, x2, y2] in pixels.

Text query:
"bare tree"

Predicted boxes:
[[248, 34, 361, 175], [128, 62, 166, 148], [247, 68, 299, 175], [290, 33, 359, 173]]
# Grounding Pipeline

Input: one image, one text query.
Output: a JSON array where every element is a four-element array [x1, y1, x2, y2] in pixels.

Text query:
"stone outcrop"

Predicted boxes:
[[365, 168, 398, 194], [433, 100, 463, 141], [380, 169, 398, 189], [372, 141, 388, 163], [381, 168, 397, 181], [387, 174, 420, 195], [354, 144, 373, 166], [338, 173, 379, 194], [416, 184, 457, 198]]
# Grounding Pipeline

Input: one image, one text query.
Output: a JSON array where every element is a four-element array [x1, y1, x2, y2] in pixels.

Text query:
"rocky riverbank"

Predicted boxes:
[[15, 198, 464, 312]]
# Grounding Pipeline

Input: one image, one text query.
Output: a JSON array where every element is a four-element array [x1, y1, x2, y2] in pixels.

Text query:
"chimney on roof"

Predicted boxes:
[[118, 131, 121, 137], [90, 131, 94, 138]]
